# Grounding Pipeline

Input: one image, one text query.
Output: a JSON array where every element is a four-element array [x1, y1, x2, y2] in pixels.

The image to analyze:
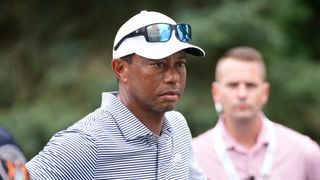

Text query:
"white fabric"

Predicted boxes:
[[112, 10, 205, 59]]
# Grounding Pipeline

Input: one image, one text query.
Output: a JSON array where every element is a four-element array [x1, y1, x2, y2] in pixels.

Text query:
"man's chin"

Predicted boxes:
[[233, 113, 255, 123], [159, 104, 176, 113]]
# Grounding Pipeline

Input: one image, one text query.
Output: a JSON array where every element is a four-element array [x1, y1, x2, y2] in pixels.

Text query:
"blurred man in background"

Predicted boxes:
[[193, 46, 320, 180]]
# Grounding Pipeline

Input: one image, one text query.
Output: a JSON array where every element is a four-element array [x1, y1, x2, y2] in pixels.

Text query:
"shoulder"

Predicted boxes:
[[192, 128, 215, 150], [273, 122, 320, 154], [27, 127, 98, 179], [165, 110, 186, 121], [165, 111, 189, 130], [165, 110, 192, 141], [26, 96, 123, 179], [272, 122, 320, 177], [192, 128, 216, 156], [165, 110, 187, 126], [68, 107, 114, 136], [31, 127, 98, 160], [273, 122, 315, 144], [191, 128, 217, 170], [26, 108, 110, 176]]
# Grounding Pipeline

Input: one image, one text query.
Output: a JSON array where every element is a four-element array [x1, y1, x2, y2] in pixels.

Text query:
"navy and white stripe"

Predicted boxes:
[[27, 92, 202, 179]]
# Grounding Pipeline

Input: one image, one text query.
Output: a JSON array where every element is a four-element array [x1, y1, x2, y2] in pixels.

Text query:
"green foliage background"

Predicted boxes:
[[0, 0, 319, 159]]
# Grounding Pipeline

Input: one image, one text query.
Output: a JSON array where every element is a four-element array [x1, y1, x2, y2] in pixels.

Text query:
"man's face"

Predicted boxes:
[[125, 51, 187, 114], [212, 58, 269, 124]]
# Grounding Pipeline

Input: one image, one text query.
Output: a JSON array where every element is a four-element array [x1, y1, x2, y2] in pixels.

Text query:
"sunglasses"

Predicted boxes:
[[114, 23, 192, 51]]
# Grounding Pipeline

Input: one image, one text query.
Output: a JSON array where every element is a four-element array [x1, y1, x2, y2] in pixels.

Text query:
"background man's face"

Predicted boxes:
[[213, 58, 269, 123]]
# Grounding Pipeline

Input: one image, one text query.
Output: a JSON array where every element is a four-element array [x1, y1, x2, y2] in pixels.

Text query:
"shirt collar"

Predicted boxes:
[[217, 114, 270, 151], [101, 92, 173, 141], [256, 115, 270, 147]]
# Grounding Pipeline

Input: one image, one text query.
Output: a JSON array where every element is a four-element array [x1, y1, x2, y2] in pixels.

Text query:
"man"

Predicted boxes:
[[193, 46, 320, 180], [26, 10, 206, 179]]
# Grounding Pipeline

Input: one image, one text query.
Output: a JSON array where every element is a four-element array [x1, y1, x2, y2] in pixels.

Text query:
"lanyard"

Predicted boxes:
[[213, 118, 276, 180]]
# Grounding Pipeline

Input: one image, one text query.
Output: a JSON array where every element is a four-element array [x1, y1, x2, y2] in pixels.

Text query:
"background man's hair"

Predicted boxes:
[[216, 46, 267, 80], [219, 46, 264, 64]]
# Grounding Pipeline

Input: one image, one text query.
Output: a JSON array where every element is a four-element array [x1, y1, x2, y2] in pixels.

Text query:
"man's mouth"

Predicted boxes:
[[159, 91, 180, 101]]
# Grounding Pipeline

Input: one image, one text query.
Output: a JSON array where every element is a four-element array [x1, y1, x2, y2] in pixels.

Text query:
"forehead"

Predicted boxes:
[[216, 58, 264, 82]]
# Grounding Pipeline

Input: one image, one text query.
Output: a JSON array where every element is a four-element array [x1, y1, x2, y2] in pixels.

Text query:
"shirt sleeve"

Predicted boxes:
[[26, 129, 97, 180]]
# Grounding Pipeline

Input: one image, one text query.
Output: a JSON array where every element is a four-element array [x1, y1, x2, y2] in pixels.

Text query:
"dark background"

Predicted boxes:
[[0, 0, 319, 159]]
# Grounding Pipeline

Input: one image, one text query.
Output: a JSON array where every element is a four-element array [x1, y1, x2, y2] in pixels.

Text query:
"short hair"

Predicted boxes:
[[120, 54, 133, 64], [215, 46, 267, 80]]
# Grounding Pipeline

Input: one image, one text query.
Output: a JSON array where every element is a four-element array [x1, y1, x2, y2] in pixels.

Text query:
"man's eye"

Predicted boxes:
[[153, 63, 165, 68], [246, 83, 257, 88], [227, 83, 238, 88], [177, 61, 186, 67]]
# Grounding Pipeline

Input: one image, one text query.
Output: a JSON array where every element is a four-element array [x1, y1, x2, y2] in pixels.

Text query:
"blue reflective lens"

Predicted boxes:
[[146, 24, 172, 42], [177, 24, 191, 42]]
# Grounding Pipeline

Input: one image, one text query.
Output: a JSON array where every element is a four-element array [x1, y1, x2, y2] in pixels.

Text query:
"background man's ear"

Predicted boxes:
[[111, 58, 128, 82], [211, 82, 223, 114], [211, 82, 220, 102]]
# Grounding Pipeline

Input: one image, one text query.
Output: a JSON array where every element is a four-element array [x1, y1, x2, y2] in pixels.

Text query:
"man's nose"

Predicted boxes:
[[164, 67, 179, 83], [237, 84, 248, 98]]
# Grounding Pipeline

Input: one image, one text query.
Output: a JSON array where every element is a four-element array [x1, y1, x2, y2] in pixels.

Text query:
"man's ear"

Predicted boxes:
[[211, 81, 220, 102], [212, 81, 223, 114], [111, 58, 128, 82], [262, 82, 270, 106]]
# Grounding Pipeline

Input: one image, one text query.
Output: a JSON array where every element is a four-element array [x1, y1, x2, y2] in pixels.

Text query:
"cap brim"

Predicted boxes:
[[134, 36, 205, 60]]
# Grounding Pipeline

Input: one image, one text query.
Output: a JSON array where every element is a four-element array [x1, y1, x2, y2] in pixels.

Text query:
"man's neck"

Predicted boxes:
[[224, 116, 262, 149], [118, 93, 164, 136], [137, 111, 164, 136]]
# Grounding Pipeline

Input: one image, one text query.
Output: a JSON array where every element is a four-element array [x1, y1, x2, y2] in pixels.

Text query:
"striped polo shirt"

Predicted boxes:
[[26, 92, 197, 179]]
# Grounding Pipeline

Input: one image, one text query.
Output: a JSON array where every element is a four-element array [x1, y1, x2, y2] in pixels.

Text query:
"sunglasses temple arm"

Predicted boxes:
[[114, 31, 144, 51], [114, 37, 126, 51]]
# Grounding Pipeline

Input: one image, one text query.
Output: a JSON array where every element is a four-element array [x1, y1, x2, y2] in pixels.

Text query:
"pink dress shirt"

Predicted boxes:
[[192, 117, 320, 180]]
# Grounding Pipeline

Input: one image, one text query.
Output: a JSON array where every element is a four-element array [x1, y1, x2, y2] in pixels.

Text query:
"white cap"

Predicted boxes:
[[112, 10, 205, 60]]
